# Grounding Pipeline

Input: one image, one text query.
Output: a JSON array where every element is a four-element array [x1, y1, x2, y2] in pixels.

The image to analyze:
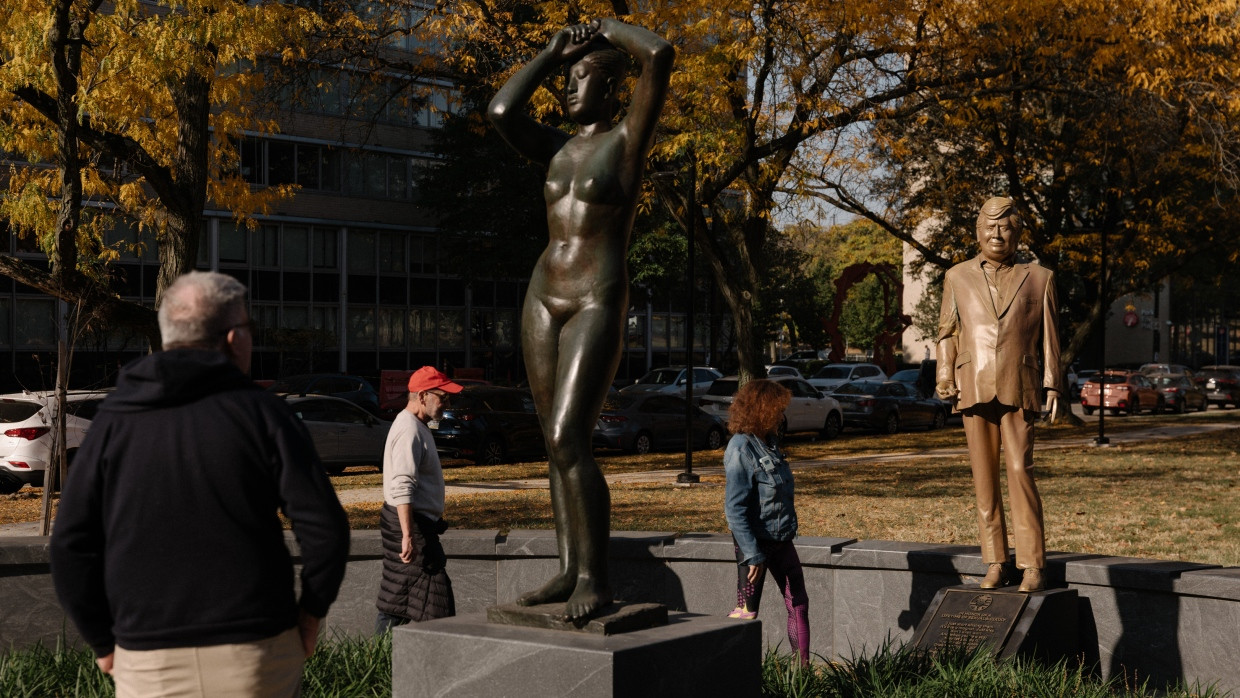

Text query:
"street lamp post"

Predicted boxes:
[[1094, 226, 1110, 447], [679, 154, 700, 484]]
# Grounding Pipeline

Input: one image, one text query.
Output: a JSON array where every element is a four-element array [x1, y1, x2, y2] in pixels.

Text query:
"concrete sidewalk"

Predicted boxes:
[[7, 421, 1236, 534]]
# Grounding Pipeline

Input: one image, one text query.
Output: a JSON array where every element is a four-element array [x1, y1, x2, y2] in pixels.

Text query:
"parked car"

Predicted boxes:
[[765, 365, 804, 379], [890, 360, 938, 397], [1197, 365, 1240, 408], [619, 366, 723, 397], [1070, 369, 1099, 400], [1149, 373, 1208, 414], [782, 349, 828, 363], [282, 395, 391, 474], [267, 374, 382, 416], [428, 386, 545, 465], [0, 390, 110, 494], [1079, 371, 1164, 415], [829, 380, 946, 434], [1139, 363, 1194, 379], [593, 392, 725, 454], [807, 363, 888, 393], [890, 362, 956, 424], [699, 375, 843, 441]]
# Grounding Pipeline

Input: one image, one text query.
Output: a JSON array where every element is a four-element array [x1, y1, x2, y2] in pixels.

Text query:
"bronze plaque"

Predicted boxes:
[[911, 589, 1029, 654]]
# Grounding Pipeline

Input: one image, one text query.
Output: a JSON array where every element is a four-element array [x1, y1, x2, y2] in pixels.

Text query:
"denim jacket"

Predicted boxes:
[[724, 432, 798, 566]]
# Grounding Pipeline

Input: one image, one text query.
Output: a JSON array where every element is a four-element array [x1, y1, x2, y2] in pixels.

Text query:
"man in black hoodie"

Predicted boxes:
[[51, 271, 350, 697]]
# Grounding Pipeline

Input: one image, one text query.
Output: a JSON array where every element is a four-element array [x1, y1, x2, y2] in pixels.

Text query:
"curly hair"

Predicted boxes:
[[728, 379, 791, 437]]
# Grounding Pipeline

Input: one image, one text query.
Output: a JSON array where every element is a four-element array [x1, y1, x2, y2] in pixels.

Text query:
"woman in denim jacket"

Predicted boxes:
[[724, 379, 810, 666]]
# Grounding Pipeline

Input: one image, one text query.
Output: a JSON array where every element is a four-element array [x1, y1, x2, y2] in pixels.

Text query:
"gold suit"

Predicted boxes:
[[936, 255, 1061, 569]]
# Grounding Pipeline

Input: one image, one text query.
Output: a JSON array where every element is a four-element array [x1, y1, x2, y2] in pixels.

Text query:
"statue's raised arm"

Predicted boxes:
[[489, 19, 673, 170], [487, 20, 673, 622]]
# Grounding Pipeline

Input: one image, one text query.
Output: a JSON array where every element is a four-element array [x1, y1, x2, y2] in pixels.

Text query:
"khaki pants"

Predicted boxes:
[[112, 627, 304, 698], [961, 400, 1046, 569]]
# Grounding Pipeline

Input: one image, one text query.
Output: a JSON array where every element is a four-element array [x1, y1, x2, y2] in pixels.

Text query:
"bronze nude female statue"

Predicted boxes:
[[488, 19, 673, 620]]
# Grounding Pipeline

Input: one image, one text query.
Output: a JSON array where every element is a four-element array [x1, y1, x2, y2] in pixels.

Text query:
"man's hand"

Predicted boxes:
[[935, 380, 959, 401], [400, 533, 415, 563], [96, 653, 114, 674], [298, 608, 321, 658], [747, 563, 765, 585]]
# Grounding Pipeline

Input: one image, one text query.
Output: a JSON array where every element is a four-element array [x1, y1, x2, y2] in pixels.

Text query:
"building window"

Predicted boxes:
[[379, 232, 406, 273], [284, 225, 310, 268], [347, 229, 377, 273], [437, 308, 465, 349], [239, 137, 341, 192], [267, 141, 296, 185], [252, 225, 279, 267], [312, 305, 338, 345], [251, 304, 278, 346], [378, 308, 405, 348], [0, 298, 10, 347], [347, 307, 375, 347], [218, 222, 248, 264], [409, 307, 435, 348], [14, 298, 55, 347], [313, 227, 337, 269]]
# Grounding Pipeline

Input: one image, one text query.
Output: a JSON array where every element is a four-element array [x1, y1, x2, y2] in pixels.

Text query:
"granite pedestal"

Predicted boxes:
[[392, 611, 761, 698]]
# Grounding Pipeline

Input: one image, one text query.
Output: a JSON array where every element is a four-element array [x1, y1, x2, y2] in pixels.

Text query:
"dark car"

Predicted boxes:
[[267, 374, 381, 416], [1079, 370, 1163, 415], [593, 393, 726, 455], [428, 386, 545, 465], [283, 395, 391, 475], [829, 379, 946, 434], [1149, 373, 1208, 414], [1197, 365, 1240, 408]]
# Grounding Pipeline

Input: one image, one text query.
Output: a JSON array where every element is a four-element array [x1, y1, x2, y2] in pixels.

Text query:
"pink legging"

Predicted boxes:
[[733, 537, 811, 665]]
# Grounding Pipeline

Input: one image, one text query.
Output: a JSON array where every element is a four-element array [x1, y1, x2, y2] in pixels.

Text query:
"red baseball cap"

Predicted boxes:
[[407, 366, 464, 394]]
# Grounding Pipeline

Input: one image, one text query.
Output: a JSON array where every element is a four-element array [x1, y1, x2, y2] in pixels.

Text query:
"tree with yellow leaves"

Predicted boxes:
[[0, 0, 345, 343], [421, 0, 1010, 381], [829, 0, 1240, 420]]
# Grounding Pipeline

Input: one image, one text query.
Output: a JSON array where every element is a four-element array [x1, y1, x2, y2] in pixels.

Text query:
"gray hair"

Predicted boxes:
[[158, 271, 249, 350], [976, 196, 1023, 234]]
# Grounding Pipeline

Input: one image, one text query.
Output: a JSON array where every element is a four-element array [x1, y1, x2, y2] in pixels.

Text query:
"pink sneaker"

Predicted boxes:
[[728, 606, 757, 620]]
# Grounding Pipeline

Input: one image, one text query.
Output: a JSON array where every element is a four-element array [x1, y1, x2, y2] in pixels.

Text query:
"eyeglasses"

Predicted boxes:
[[428, 389, 451, 403]]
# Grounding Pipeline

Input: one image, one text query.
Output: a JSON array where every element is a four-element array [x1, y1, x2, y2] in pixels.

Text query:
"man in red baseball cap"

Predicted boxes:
[[375, 367, 463, 631]]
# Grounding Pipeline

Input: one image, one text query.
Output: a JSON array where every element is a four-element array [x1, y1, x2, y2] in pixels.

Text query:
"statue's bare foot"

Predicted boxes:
[[563, 577, 613, 622], [516, 572, 575, 606]]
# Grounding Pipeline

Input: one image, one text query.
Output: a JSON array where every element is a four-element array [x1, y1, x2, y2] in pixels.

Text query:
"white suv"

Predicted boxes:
[[0, 390, 110, 494]]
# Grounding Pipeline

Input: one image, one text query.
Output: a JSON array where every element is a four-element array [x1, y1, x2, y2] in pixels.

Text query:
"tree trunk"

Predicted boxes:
[[154, 71, 212, 314]]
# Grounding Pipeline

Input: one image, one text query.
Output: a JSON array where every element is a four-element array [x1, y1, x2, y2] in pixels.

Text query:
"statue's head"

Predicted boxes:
[[568, 45, 628, 124], [975, 196, 1023, 265]]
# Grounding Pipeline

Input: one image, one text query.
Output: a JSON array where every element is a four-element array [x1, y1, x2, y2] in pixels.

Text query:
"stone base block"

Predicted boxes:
[[912, 585, 1079, 666], [393, 611, 761, 698]]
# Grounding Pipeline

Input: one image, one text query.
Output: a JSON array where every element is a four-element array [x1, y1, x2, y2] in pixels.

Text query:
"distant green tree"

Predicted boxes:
[[785, 219, 902, 354]]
